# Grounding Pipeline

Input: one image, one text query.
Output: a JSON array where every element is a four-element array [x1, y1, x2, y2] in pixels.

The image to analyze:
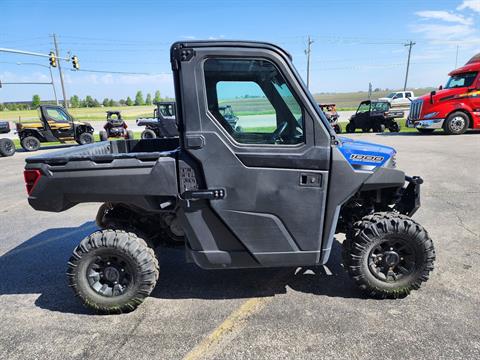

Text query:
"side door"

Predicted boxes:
[[391, 92, 404, 106], [173, 44, 332, 267], [41, 106, 74, 139]]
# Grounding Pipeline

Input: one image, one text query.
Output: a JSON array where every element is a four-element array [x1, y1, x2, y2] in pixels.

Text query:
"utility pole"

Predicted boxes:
[[455, 45, 459, 68], [403, 41, 416, 91], [304, 36, 314, 89], [368, 82, 372, 100], [52, 34, 68, 108]]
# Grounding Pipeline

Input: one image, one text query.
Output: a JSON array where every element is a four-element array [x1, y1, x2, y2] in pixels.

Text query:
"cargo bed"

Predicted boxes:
[[25, 139, 180, 212]]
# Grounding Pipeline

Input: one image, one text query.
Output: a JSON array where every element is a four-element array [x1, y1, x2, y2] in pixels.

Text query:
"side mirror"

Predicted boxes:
[[438, 85, 443, 90], [430, 90, 436, 104]]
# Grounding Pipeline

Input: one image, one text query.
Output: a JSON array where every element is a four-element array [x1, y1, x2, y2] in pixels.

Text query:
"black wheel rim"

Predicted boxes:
[[86, 254, 134, 297], [4, 141, 13, 153], [26, 139, 38, 150], [368, 238, 416, 282]]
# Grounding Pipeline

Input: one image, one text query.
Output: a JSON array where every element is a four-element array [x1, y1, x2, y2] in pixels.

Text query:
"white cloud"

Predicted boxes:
[[458, 0, 480, 12], [416, 10, 473, 25]]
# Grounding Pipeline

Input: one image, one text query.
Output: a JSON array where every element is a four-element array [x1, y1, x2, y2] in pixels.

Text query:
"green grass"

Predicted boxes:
[[0, 105, 156, 122]]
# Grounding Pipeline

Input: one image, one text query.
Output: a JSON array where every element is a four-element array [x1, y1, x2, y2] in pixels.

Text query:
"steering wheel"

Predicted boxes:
[[271, 121, 288, 143]]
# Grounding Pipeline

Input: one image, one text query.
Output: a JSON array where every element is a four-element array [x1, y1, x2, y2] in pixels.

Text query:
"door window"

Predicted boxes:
[[46, 108, 70, 123], [204, 58, 304, 145], [357, 102, 370, 113], [393, 93, 404, 99]]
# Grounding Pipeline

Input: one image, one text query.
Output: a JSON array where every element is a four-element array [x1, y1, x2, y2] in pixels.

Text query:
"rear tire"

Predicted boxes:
[[141, 129, 156, 139], [0, 138, 15, 157], [443, 111, 468, 135], [99, 130, 108, 142], [67, 229, 159, 314], [333, 124, 342, 134], [77, 132, 94, 145], [346, 123, 355, 133], [21, 136, 41, 152], [343, 212, 435, 298], [389, 122, 400, 132]]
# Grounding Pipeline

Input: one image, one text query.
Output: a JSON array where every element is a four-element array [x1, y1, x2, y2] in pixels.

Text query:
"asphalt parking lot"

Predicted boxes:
[[0, 132, 479, 360]]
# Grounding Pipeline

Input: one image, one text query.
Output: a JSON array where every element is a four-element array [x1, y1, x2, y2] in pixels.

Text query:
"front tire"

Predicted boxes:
[[141, 129, 156, 139], [443, 111, 468, 135], [21, 136, 41, 152], [0, 138, 15, 157], [343, 212, 435, 298], [67, 229, 159, 314], [77, 132, 94, 145]]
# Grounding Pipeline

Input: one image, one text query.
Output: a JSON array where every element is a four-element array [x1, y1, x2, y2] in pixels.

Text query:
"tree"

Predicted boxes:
[[153, 90, 161, 103], [31, 94, 41, 109], [70, 95, 80, 108], [134, 91, 144, 106], [119, 99, 126, 105], [126, 97, 133, 106], [145, 93, 152, 105], [108, 99, 117, 107], [102, 98, 110, 107]]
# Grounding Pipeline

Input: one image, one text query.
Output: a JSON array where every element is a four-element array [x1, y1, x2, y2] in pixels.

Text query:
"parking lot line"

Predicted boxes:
[[183, 296, 273, 360]]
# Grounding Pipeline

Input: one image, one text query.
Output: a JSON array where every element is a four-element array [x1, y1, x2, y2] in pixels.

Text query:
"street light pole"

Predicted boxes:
[[16, 62, 59, 105]]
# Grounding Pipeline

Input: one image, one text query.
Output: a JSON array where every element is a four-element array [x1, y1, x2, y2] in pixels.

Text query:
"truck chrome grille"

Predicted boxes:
[[409, 99, 423, 120]]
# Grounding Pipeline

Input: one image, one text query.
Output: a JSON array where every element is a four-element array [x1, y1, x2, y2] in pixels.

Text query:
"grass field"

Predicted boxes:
[[0, 105, 155, 122]]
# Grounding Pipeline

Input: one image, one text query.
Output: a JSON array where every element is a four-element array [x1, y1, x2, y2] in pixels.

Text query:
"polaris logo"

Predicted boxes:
[[350, 154, 384, 163]]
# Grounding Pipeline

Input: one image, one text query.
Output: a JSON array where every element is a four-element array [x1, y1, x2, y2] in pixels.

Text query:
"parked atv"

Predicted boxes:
[[99, 111, 133, 141], [24, 41, 435, 314], [219, 105, 240, 131], [137, 101, 178, 139], [16, 105, 94, 152], [0, 121, 15, 157], [346, 100, 403, 133], [319, 103, 341, 133]]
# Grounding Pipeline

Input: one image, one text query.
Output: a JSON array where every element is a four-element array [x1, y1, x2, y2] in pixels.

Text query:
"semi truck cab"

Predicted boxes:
[[407, 53, 480, 135]]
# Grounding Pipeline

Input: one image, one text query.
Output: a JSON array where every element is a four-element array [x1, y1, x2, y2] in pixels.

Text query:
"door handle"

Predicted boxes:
[[299, 173, 322, 187]]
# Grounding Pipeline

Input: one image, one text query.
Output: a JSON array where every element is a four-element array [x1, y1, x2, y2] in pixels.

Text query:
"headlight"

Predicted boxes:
[[385, 155, 397, 168], [423, 112, 439, 119]]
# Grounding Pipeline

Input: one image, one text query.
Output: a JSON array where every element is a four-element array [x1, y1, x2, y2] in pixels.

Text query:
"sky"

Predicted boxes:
[[1, 0, 479, 102]]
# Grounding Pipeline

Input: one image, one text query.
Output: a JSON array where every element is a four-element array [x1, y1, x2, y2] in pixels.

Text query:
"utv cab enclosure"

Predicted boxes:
[[24, 41, 435, 314], [16, 105, 94, 151], [136, 101, 178, 139]]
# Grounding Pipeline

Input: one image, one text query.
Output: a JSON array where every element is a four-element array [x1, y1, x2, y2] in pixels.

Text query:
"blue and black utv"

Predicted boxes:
[[24, 41, 435, 314]]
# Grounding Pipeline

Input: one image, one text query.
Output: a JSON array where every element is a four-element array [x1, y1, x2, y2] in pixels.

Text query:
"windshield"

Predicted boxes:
[[386, 92, 396, 98], [445, 72, 477, 89]]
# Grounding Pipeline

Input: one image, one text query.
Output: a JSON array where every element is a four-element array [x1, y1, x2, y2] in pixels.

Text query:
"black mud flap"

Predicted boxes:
[[393, 176, 423, 217]]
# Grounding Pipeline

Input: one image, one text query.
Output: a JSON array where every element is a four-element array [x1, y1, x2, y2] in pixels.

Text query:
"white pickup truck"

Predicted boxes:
[[379, 91, 415, 107]]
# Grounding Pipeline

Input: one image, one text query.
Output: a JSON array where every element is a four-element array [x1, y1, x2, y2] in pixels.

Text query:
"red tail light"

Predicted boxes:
[[24, 170, 42, 195]]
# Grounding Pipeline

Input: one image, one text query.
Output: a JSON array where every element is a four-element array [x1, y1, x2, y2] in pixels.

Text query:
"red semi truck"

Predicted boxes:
[[407, 53, 480, 134]]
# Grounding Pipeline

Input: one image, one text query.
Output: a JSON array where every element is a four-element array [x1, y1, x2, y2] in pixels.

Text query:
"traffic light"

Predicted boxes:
[[71, 55, 79, 70], [49, 51, 57, 67]]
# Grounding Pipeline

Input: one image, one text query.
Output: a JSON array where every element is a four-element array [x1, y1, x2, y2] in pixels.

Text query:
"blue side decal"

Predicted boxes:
[[338, 136, 395, 168]]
